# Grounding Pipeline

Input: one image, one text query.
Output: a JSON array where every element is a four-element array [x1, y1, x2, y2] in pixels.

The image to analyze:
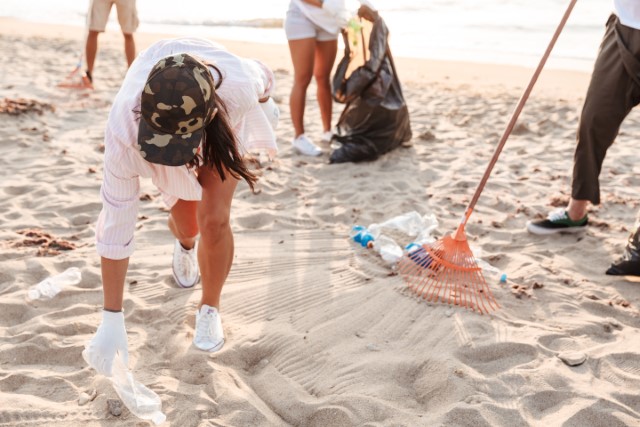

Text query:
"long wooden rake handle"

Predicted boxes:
[[455, 0, 578, 238]]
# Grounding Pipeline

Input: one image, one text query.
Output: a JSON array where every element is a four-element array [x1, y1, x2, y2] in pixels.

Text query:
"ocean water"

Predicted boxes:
[[2, 0, 612, 71]]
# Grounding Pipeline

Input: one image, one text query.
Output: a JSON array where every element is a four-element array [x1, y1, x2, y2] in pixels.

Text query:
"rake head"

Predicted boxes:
[[398, 231, 499, 314], [57, 65, 93, 90]]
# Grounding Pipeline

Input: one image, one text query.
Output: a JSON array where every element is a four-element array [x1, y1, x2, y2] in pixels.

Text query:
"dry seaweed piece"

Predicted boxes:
[[12, 229, 77, 257], [0, 98, 55, 115]]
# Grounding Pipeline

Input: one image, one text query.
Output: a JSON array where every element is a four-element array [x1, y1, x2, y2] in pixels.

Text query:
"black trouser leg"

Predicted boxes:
[[572, 15, 640, 204]]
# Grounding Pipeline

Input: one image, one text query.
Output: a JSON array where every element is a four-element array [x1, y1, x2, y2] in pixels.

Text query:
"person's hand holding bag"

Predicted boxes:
[[82, 310, 129, 376]]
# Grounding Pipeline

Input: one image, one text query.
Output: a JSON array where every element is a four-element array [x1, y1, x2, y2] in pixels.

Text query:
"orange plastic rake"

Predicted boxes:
[[57, 58, 93, 90], [58, 13, 93, 90], [398, 0, 578, 314]]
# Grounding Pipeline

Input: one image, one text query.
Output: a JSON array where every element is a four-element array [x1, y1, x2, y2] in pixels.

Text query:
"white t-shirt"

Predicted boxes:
[[614, 0, 640, 30]]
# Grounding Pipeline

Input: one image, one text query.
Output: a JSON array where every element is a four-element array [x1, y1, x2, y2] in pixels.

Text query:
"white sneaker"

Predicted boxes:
[[321, 130, 333, 144], [292, 134, 323, 156], [172, 239, 199, 288], [194, 304, 225, 352]]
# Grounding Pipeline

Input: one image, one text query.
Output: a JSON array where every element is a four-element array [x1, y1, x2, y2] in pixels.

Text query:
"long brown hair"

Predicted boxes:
[[187, 64, 258, 191]]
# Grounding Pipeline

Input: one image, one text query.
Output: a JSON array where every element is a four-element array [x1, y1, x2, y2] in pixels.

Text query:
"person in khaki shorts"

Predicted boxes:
[[85, 0, 139, 83]]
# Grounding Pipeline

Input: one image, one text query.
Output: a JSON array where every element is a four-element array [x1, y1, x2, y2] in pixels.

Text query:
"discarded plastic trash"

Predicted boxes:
[[380, 211, 437, 237], [476, 258, 507, 283], [27, 267, 81, 300], [373, 235, 403, 264], [349, 212, 440, 265], [110, 353, 166, 425], [351, 225, 376, 248]]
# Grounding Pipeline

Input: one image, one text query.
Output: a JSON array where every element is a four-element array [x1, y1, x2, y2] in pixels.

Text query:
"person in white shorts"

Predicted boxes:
[[82, 37, 279, 376], [85, 0, 139, 84], [284, 0, 342, 156]]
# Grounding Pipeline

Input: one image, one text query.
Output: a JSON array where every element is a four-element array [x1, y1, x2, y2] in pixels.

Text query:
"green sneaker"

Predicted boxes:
[[526, 209, 588, 235]]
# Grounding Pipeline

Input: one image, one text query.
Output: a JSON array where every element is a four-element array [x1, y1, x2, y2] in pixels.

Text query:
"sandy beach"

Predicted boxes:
[[1, 17, 640, 426]]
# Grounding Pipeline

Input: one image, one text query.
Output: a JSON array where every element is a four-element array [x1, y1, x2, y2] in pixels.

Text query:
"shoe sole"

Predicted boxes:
[[193, 339, 225, 353], [526, 222, 587, 235], [172, 266, 199, 289], [294, 148, 323, 157]]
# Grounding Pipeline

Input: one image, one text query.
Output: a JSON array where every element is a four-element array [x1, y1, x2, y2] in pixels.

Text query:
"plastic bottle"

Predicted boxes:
[[110, 353, 166, 425], [350, 225, 366, 239], [476, 259, 507, 283], [350, 225, 376, 248], [404, 242, 422, 253], [27, 267, 82, 300], [373, 235, 403, 264]]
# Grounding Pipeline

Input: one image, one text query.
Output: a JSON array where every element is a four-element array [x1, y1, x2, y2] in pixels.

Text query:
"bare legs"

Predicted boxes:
[[123, 33, 136, 67], [567, 198, 589, 221], [289, 38, 315, 138], [314, 40, 338, 133], [168, 167, 239, 310], [85, 30, 100, 76], [288, 38, 337, 137], [84, 31, 136, 77]]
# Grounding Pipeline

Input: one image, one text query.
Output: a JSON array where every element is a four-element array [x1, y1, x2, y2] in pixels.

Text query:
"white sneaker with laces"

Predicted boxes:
[[172, 239, 199, 288], [293, 134, 323, 156], [194, 304, 225, 352]]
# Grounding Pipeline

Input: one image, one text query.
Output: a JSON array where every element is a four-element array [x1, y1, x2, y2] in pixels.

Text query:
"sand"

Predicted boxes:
[[1, 17, 640, 427]]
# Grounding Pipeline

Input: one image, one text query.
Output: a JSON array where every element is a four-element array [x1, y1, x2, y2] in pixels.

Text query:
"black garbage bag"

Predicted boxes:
[[331, 14, 412, 163]]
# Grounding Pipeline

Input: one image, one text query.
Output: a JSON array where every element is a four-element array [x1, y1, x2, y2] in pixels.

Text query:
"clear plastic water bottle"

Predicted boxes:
[[373, 235, 403, 264], [110, 354, 166, 425], [27, 267, 82, 300], [476, 259, 507, 283]]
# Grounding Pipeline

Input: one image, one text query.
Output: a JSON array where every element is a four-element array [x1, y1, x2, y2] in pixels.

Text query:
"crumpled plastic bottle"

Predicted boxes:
[[350, 225, 377, 247], [27, 267, 82, 300], [476, 258, 507, 283], [110, 353, 166, 425], [372, 235, 403, 264]]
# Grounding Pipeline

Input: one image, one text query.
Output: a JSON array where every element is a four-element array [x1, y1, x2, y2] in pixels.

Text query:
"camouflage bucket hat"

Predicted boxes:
[[138, 53, 217, 166]]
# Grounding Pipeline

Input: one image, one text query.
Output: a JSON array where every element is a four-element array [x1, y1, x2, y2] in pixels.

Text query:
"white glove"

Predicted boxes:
[[82, 310, 129, 376]]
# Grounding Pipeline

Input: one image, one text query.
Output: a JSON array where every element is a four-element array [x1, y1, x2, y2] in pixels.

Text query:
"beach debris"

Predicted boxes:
[[511, 121, 530, 135], [78, 389, 97, 406], [609, 298, 631, 308], [510, 284, 531, 299], [549, 195, 570, 208], [366, 343, 380, 352], [557, 351, 587, 367], [27, 267, 82, 301], [0, 98, 55, 115], [418, 130, 436, 141], [12, 229, 77, 257], [107, 399, 123, 416], [105, 353, 167, 424], [351, 211, 439, 265]]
